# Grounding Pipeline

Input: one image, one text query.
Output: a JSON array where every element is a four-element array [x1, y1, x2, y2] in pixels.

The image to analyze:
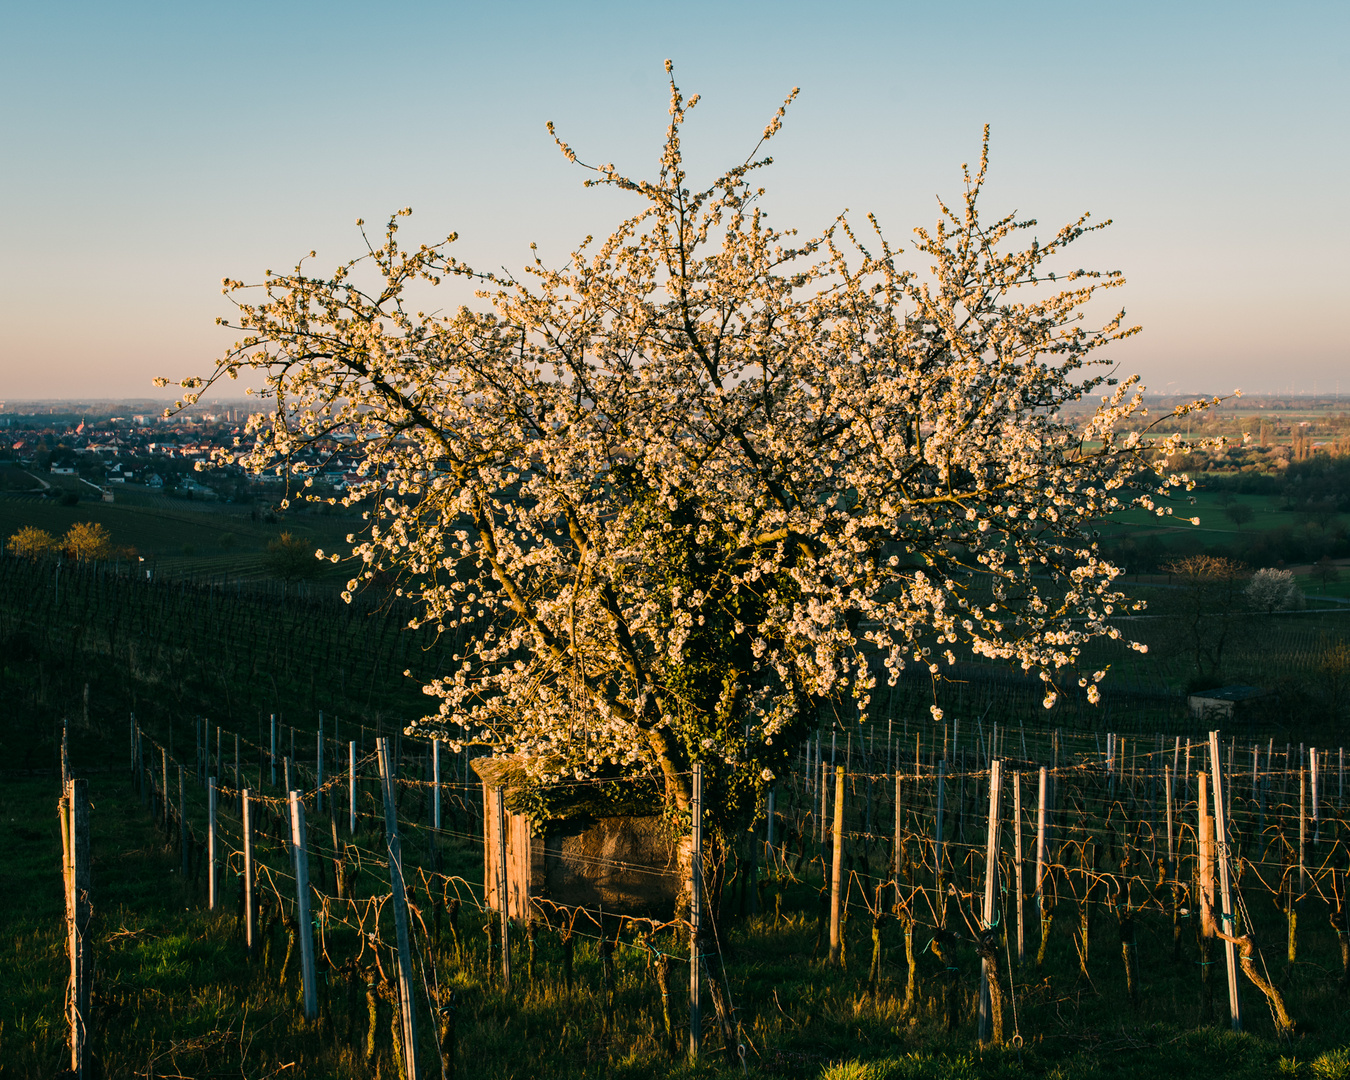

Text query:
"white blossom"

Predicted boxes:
[[164, 73, 1194, 810]]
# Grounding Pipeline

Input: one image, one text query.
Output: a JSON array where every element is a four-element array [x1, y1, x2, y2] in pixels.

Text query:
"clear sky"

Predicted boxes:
[[1, 0, 1346, 401]]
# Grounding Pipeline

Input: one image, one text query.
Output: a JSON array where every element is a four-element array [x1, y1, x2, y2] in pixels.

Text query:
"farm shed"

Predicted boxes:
[[474, 757, 681, 922], [1187, 684, 1269, 721]]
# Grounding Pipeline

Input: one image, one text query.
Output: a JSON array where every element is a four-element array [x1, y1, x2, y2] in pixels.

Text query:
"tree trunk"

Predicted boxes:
[[976, 931, 1005, 1047], [900, 910, 918, 1014]]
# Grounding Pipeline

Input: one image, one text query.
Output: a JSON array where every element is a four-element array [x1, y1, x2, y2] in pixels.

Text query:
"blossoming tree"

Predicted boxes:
[[165, 67, 1197, 833]]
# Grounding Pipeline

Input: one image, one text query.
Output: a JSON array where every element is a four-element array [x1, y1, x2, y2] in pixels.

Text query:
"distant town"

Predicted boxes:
[[0, 399, 364, 504], [2, 394, 1348, 510]]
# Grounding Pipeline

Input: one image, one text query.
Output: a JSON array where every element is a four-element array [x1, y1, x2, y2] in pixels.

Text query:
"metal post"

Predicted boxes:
[[208, 778, 218, 910], [377, 739, 421, 1080], [1312, 747, 1321, 844], [433, 739, 442, 832], [316, 729, 324, 815], [1301, 768, 1308, 895], [270, 714, 277, 787], [1166, 764, 1175, 880], [689, 762, 703, 1060], [1035, 766, 1047, 907], [178, 766, 188, 876], [934, 759, 946, 921], [828, 764, 845, 965], [1014, 769, 1024, 964], [242, 790, 255, 951], [349, 741, 357, 834], [1209, 730, 1243, 1031], [818, 758, 828, 844], [766, 786, 776, 850], [289, 790, 319, 1019], [893, 770, 903, 886]]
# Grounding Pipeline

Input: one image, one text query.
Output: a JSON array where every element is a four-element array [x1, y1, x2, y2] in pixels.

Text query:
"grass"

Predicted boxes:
[[11, 736, 1350, 1079], [1100, 490, 1323, 543], [0, 486, 359, 583]]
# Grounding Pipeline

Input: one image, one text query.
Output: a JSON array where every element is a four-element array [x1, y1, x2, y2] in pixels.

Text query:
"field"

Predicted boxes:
[[0, 485, 358, 586], [4, 485, 1350, 1078]]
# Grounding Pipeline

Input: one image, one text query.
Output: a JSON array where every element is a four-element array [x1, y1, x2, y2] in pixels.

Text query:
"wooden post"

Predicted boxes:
[[1198, 774, 1215, 938], [978, 759, 1003, 1042], [349, 741, 357, 834], [828, 764, 845, 966], [289, 791, 319, 1020], [208, 778, 218, 910], [690, 761, 703, 1060], [66, 779, 90, 1079], [1208, 730, 1242, 1031], [494, 785, 511, 991], [1014, 770, 1024, 964], [59, 789, 70, 925], [377, 738, 421, 1080], [161, 746, 168, 827], [242, 789, 256, 951]]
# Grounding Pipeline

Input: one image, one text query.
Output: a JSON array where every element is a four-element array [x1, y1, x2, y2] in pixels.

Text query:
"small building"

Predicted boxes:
[[179, 478, 217, 499], [1187, 685, 1269, 721], [474, 756, 681, 922]]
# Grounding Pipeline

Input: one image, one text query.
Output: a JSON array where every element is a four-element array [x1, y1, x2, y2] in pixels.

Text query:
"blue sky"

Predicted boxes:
[[1, 0, 1346, 399]]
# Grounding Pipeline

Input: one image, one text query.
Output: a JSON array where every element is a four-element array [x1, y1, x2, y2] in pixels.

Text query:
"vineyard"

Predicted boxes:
[[0, 553, 458, 769], [12, 689, 1350, 1078], [5, 547, 1350, 1077]]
